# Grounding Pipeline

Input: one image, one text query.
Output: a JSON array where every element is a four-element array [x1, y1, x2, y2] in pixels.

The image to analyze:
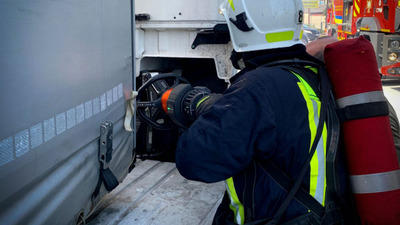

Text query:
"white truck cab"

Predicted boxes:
[[134, 0, 234, 161]]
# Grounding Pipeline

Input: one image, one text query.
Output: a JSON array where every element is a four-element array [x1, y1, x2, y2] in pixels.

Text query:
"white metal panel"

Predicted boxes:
[[134, 29, 234, 80], [136, 0, 226, 22]]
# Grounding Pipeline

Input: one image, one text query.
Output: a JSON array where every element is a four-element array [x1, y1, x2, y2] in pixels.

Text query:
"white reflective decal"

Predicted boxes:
[[76, 103, 85, 124], [93, 97, 100, 115], [15, 129, 29, 157], [113, 86, 118, 103], [0, 137, 13, 166], [85, 100, 93, 119], [0, 83, 124, 167], [30, 123, 43, 149], [101, 93, 107, 112], [66, 107, 76, 130], [107, 89, 113, 107], [56, 112, 67, 135], [43, 117, 56, 142]]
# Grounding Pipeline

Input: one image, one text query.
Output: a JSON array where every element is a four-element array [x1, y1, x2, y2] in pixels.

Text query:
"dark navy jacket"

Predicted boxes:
[[175, 45, 325, 224]]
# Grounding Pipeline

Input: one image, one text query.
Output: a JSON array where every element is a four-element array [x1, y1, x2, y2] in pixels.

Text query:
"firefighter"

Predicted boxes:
[[174, 0, 350, 224]]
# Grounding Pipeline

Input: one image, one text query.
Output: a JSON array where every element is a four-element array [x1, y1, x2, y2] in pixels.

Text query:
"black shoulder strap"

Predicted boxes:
[[259, 160, 325, 218], [257, 160, 344, 225]]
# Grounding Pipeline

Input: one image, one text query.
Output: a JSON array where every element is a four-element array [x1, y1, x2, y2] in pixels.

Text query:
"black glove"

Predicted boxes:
[[165, 84, 212, 128], [195, 94, 222, 117]]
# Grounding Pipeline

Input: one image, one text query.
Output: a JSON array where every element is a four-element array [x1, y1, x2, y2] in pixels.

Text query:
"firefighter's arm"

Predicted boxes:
[[175, 93, 256, 183], [194, 94, 222, 117], [174, 74, 277, 183], [161, 83, 222, 128], [306, 36, 338, 62]]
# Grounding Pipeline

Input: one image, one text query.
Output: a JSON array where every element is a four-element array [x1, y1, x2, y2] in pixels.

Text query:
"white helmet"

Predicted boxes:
[[219, 0, 304, 52]]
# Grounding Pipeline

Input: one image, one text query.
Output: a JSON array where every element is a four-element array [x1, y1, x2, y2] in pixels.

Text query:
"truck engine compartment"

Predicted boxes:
[[135, 57, 228, 162]]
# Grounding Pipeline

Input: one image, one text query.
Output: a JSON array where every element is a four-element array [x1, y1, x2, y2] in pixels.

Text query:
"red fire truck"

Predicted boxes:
[[326, 0, 400, 77]]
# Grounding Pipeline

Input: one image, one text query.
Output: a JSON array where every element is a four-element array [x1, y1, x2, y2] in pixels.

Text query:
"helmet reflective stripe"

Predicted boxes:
[[228, 0, 235, 11], [292, 71, 327, 206], [226, 177, 245, 224], [220, 0, 304, 52], [265, 31, 295, 43]]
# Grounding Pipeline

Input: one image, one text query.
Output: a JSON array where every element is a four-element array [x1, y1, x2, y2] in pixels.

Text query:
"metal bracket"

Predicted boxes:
[[191, 24, 230, 49], [99, 121, 113, 170], [229, 12, 254, 32], [135, 13, 150, 21]]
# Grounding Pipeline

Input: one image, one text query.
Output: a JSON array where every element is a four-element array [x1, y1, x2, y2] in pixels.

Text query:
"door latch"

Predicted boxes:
[[99, 121, 113, 170]]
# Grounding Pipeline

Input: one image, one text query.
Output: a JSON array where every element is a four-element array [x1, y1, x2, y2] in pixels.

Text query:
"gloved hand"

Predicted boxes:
[[195, 94, 222, 117], [163, 84, 214, 128]]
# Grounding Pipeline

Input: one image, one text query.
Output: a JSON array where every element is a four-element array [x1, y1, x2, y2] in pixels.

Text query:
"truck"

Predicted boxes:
[[134, 0, 233, 162], [0, 1, 135, 224], [0, 0, 232, 224], [325, 0, 400, 77]]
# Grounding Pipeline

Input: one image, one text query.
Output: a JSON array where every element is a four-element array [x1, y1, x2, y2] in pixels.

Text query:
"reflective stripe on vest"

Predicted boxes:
[[226, 177, 245, 224], [292, 71, 328, 206]]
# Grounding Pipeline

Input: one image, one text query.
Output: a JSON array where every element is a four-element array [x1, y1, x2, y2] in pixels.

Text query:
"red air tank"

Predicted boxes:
[[324, 36, 400, 224]]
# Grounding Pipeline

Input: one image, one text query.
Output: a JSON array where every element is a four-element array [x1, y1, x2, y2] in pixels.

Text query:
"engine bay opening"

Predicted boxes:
[[136, 57, 228, 162]]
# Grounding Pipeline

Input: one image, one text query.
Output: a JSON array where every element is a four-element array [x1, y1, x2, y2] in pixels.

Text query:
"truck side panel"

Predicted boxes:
[[0, 1, 134, 224]]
